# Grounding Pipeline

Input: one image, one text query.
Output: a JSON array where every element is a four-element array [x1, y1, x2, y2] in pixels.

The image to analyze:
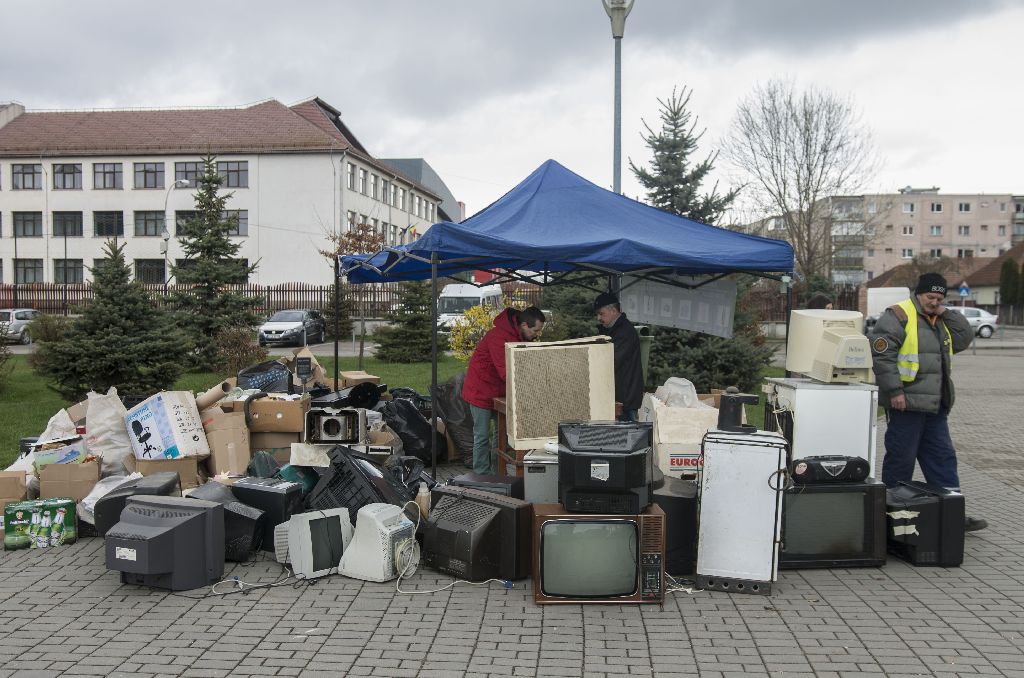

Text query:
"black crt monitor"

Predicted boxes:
[[780, 480, 886, 569], [104, 496, 224, 591], [92, 471, 181, 536], [422, 485, 534, 581]]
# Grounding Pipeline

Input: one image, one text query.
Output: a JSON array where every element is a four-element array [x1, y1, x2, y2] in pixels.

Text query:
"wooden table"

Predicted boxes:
[[492, 397, 622, 477]]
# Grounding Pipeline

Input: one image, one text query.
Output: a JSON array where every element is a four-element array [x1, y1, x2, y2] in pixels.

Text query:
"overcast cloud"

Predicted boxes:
[[2, 0, 1022, 217]]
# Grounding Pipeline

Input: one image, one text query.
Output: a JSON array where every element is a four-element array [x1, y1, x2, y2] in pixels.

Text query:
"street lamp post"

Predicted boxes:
[[162, 179, 191, 297], [602, 0, 634, 195]]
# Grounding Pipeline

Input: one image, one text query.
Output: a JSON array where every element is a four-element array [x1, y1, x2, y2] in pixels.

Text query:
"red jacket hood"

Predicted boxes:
[[492, 308, 522, 340]]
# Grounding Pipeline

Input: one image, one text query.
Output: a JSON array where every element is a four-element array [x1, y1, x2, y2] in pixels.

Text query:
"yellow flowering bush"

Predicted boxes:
[[448, 304, 499, 362]]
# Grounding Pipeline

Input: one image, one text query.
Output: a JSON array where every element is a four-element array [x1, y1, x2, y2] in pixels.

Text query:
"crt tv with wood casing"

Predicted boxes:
[[533, 503, 665, 604], [505, 337, 616, 450]]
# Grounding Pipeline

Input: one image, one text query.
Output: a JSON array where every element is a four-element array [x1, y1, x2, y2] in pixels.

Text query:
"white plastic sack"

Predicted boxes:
[[86, 387, 133, 476], [38, 409, 77, 444], [654, 377, 712, 409], [78, 473, 143, 525]]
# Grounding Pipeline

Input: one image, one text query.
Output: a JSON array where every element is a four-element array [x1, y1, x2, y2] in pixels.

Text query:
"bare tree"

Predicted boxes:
[[724, 79, 879, 281], [319, 223, 385, 369]]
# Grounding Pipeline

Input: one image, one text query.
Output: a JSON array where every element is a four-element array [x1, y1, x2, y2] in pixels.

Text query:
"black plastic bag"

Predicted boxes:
[[237, 360, 291, 393], [433, 372, 474, 467], [380, 397, 447, 465], [246, 450, 282, 478]]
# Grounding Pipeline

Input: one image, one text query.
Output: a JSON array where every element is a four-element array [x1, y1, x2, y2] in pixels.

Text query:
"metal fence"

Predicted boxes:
[[0, 283, 402, 318], [0, 281, 544, 319]]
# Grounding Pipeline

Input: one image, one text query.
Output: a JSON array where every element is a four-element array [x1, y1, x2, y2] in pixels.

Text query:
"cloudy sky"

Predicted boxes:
[[3, 0, 1022, 220]]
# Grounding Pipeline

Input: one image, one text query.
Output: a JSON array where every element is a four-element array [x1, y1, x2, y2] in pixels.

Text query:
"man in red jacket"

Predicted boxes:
[[461, 306, 546, 474]]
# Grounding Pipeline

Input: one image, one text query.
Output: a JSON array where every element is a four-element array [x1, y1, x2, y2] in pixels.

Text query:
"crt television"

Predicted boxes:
[[422, 485, 533, 581], [786, 309, 873, 384], [533, 503, 665, 604], [780, 480, 886, 569], [274, 508, 354, 579], [505, 337, 616, 450], [105, 496, 224, 591]]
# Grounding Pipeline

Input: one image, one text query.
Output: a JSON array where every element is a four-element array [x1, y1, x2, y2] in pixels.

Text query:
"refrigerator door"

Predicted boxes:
[[696, 430, 787, 595]]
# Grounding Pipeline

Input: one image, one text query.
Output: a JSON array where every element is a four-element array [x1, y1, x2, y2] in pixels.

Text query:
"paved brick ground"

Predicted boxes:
[[1, 350, 1022, 677]]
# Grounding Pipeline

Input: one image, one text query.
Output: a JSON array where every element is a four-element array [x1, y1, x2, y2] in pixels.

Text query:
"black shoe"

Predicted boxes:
[[965, 516, 988, 532]]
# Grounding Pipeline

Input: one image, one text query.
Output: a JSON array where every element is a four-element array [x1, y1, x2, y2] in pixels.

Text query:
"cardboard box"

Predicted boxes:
[[126, 391, 210, 459], [250, 431, 303, 452], [240, 395, 310, 433], [65, 399, 89, 426], [39, 460, 100, 502], [123, 455, 207, 490], [203, 410, 251, 477], [4, 498, 78, 550], [640, 394, 719, 476], [340, 370, 381, 388], [0, 472, 28, 536], [31, 436, 90, 471]]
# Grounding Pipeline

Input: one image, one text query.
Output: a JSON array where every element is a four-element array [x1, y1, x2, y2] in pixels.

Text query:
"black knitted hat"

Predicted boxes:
[[915, 272, 948, 296]]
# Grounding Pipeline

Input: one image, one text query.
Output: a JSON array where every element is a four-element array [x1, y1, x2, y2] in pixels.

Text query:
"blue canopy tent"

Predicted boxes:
[[337, 159, 794, 475]]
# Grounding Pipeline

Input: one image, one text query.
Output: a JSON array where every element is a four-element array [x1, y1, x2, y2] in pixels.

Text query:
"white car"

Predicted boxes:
[[949, 307, 999, 338], [0, 308, 41, 344]]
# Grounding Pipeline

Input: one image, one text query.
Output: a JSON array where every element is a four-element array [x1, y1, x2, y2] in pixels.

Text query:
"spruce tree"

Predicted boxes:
[[172, 155, 260, 370], [630, 87, 738, 224], [374, 281, 434, 363], [630, 87, 771, 392], [33, 241, 187, 401]]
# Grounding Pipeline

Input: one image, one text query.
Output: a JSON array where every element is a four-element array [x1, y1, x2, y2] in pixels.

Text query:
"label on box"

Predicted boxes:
[[590, 461, 610, 482]]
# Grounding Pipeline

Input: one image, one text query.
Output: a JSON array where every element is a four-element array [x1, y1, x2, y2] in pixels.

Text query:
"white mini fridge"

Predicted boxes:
[[764, 377, 879, 478], [696, 429, 787, 595]]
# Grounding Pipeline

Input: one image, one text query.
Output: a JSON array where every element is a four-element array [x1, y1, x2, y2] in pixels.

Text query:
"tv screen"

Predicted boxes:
[[541, 521, 637, 597], [309, 515, 346, 573], [785, 492, 863, 555]]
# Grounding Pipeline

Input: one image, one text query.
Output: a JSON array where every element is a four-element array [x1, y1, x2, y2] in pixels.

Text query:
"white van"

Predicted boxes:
[[437, 283, 503, 328]]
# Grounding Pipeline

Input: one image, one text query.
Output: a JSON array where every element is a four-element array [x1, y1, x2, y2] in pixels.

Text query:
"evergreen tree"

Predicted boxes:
[[630, 87, 738, 224], [374, 281, 434, 363], [33, 241, 187, 401], [998, 258, 1019, 306], [631, 87, 772, 392], [172, 155, 260, 370]]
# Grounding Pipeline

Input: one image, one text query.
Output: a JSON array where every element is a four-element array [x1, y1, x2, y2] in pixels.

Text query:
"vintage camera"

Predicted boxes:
[[305, 407, 366, 444]]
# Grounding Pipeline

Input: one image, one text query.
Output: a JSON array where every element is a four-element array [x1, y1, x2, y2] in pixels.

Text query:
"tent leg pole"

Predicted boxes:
[[333, 268, 340, 389], [784, 275, 793, 378], [430, 252, 439, 481]]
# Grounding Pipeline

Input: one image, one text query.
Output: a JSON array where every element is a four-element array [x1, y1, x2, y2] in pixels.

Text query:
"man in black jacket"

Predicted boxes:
[[595, 292, 644, 421]]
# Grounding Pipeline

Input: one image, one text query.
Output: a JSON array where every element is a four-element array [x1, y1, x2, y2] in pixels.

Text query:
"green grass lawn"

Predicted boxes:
[[0, 354, 466, 469], [0, 355, 781, 469]]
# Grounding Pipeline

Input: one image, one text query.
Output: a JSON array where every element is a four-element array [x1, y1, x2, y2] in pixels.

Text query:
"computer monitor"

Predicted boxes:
[[338, 503, 415, 582], [533, 503, 665, 604], [104, 496, 224, 591], [422, 485, 534, 581], [786, 309, 873, 384], [557, 421, 654, 514], [274, 508, 353, 579]]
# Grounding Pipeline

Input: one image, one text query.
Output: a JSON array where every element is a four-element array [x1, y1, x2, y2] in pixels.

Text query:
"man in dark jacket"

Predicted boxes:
[[869, 272, 986, 531], [461, 306, 545, 474], [595, 292, 644, 421]]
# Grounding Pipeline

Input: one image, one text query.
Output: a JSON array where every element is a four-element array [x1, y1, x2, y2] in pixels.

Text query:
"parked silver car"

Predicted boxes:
[[948, 306, 999, 338], [257, 309, 326, 347], [0, 308, 41, 344]]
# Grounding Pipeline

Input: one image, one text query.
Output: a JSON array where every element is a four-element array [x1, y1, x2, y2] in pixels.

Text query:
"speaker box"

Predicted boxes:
[[231, 477, 304, 552], [189, 481, 268, 561], [653, 476, 698, 576], [791, 455, 870, 484], [93, 472, 181, 536]]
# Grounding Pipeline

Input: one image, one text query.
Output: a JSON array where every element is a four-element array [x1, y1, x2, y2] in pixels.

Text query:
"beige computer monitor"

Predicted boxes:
[[786, 309, 874, 384]]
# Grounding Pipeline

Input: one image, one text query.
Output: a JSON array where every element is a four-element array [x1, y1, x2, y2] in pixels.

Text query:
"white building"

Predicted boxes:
[[0, 97, 445, 285]]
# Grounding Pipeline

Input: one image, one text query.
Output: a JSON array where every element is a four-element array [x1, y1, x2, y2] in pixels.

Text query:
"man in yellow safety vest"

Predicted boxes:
[[869, 272, 986, 531]]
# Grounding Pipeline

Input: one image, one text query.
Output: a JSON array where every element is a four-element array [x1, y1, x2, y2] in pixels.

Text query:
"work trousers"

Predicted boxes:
[[882, 407, 960, 491], [469, 404, 497, 475]]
